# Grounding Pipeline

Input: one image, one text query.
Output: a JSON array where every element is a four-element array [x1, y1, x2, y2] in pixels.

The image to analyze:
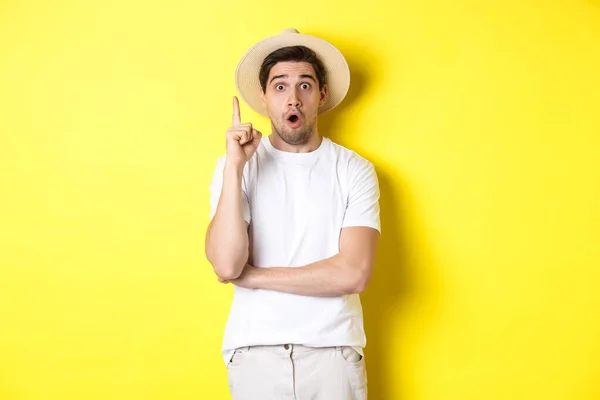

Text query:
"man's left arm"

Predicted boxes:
[[228, 226, 379, 296], [225, 159, 381, 297]]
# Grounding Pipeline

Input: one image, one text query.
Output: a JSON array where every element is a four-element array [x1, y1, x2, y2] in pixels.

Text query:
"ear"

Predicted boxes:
[[260, 87, 268, 112], [319, 84, 328, 107]]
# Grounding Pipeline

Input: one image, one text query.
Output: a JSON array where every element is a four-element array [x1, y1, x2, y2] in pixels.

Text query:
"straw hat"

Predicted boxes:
[[235, 28, 350, 117]]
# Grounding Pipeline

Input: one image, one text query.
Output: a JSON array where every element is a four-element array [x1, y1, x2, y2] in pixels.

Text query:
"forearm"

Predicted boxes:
[[205, 162, 248, 279], [248, 254, 369, 297]]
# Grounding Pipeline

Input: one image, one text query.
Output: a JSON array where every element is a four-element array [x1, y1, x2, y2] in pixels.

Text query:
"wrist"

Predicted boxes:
[[224, 160, 245, 176]]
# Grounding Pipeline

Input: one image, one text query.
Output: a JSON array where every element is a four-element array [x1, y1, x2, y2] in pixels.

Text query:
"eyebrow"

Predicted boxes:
[[269, 74, 317, 84]]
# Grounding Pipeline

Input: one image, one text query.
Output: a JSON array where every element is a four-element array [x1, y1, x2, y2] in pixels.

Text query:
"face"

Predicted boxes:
[[261, 61, 327, 146]]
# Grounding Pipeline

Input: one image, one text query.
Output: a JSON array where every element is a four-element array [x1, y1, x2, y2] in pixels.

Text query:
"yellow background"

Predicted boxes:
[[1, 0, 599, 399]]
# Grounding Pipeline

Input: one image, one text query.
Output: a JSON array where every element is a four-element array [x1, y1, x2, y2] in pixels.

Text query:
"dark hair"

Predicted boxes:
[[259, 46, 327, 92]]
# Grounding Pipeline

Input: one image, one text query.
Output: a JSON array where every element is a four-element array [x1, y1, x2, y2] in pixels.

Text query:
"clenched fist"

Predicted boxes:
[[226, 96, 262, 167]]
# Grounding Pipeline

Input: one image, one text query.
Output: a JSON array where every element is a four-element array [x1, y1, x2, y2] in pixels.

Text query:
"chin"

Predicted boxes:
[[277, 128, 311, 146]]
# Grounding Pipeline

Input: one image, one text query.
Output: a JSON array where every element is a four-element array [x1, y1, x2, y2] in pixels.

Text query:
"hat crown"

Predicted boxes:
[[281, 28, 299, 34]]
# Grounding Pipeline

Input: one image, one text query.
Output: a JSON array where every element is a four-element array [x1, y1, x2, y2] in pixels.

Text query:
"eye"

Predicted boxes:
[[275, 84, 285, 91], [300, 83, 311, 89]]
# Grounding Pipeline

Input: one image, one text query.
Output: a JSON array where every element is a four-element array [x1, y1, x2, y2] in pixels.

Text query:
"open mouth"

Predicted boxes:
[[286, 113, 302, 128]]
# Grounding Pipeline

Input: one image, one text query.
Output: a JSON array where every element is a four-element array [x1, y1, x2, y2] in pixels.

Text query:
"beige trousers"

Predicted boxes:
[[226, 344, 367, 400]]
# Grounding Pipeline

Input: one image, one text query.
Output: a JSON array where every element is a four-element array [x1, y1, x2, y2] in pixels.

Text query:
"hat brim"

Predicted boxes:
[[235, 30, 350, 118]]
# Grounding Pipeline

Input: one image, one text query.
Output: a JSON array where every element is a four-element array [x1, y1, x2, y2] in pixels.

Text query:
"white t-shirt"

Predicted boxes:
[[209, 136, 381, 366]]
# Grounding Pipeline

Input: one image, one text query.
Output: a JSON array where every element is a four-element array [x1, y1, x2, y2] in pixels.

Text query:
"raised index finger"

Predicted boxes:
[[232, 96, 241, 126]]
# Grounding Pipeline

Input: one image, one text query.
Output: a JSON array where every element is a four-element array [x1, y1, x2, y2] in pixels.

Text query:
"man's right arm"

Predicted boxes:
[[205, 160, 249, 280], [205, 96, 262, 281]]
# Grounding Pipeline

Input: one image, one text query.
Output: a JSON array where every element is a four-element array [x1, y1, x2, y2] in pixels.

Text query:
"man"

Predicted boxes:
[[205, 28, 380, 399]]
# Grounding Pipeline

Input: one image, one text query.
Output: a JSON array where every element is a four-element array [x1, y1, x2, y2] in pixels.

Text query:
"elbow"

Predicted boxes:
[[205, 225, 249, 281], [346, 263, 372, 294], [216, 266, 243, 281], [211, 257, 247, 281], [351, 275, 369, 294], [208, 256, 248, 282]]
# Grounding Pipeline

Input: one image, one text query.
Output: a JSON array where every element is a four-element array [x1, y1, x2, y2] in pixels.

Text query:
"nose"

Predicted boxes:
[[287, 88, 301, 108]]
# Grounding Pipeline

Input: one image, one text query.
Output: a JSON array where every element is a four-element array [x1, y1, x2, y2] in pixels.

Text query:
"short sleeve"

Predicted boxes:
[[209, 156, 251, 224], [341, 159, 381, 233]]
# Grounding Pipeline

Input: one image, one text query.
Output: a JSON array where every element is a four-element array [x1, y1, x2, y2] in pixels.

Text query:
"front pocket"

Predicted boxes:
[[227, 347, 248, 369], [338, 347, 368, 399], [340, 346, 364, 365]]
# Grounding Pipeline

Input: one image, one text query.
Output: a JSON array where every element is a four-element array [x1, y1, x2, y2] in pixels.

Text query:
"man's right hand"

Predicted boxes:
[[226, 96, 262, 167]]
